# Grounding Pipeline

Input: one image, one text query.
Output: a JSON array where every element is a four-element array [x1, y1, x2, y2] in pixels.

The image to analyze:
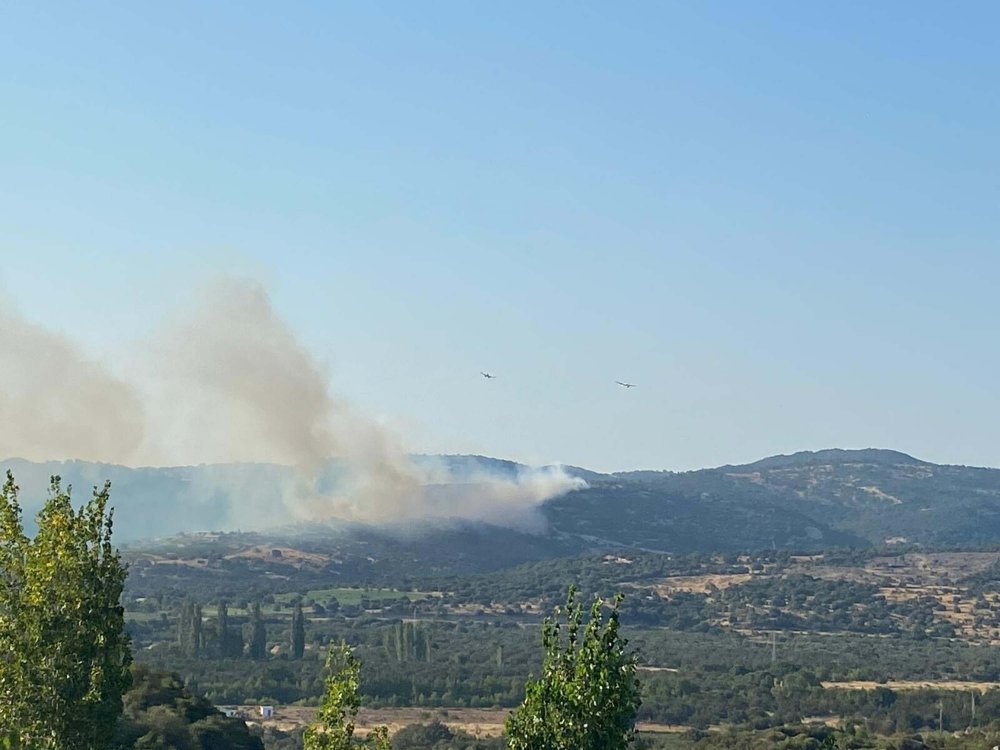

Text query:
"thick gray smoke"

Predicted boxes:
[[0, 280, 584, 531]]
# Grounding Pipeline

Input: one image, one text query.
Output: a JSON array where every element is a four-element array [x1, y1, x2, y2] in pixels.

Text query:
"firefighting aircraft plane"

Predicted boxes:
[[481, 372, 497, 379], [616, 381, 636, 388]]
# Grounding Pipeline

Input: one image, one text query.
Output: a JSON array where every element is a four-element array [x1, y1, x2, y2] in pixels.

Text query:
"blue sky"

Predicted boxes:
[[1, 2, 999, 471]]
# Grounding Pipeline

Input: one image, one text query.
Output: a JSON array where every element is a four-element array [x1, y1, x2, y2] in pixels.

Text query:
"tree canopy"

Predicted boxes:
[[113, 663, 263, 750], [0, 472, 132, 749], [505, 587, 641, 750], [303, 642, 389, 750]]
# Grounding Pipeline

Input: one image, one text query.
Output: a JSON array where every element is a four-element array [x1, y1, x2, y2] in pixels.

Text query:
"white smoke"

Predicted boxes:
[[0, 278, 585, 531]]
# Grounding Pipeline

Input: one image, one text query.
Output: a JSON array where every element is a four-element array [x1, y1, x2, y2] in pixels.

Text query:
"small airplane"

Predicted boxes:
[[615, 381, 636, 388], [481, 372, 497, 379]]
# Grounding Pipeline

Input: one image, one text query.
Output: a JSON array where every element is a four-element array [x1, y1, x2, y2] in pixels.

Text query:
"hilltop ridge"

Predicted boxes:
[[5, 449, 1000, 555], [731, 447, 927, 471]]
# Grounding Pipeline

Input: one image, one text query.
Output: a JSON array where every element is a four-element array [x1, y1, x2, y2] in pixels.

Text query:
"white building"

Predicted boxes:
[[259, 705, 274, 719]]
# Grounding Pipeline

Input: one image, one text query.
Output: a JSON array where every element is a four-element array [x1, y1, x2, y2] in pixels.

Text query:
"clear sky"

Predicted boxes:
[[1, 3, 998, 472]]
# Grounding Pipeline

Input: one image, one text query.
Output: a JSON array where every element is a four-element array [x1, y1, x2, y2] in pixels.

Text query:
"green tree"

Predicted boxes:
[[114, 664, 264, 750], [303, 642, 389, 750], [249, 601, 267, 660], [0, 472, 132, 750], [177, 601, 202, 658], [504, 587, 641, 750], [390, 721, 453, 749], [217, 601, 229, 644], [216, 600, 242, 658], [178, 601, 192, 654], [292, 602, 306, 659], [192, 603, 203, 658]]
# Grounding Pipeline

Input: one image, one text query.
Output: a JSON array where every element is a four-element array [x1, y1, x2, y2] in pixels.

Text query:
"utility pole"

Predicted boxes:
[[971, 691, 976, 726], [771, 631, 777, 665], [938, 699, 943, 732]]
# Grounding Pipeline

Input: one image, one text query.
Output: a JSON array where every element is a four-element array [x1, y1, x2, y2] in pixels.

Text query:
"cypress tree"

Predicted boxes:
[[402, 621, 413, 661], [177, 601, 191, 653], [216, 601, 229, 658], [192, 603, 203, 658], [394, 622, 404, 663], [292, 603, 306, 659], [249, 601, 267, 660]]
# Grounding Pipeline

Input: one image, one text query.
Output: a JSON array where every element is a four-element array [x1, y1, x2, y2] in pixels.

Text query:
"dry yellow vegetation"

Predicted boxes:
[[644, 573, 752, 596], [822, 680, 1000, 692], [241, 705, 696, 737], [223, 545, 330, 568]]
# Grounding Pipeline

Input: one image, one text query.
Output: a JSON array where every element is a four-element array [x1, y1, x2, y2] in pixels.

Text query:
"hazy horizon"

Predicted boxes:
[[0, 445, 986, 477]]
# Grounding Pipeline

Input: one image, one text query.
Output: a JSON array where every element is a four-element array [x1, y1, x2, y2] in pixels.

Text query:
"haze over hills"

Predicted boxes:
[[4, 448, 1000, 555]]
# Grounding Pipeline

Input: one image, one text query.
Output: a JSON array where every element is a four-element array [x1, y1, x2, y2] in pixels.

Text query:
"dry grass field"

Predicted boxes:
[[238, 705, 509, 737], [715, 551, 1000, 644], [224, 545, 331, 568], [239, 705, 695, 737], [645, 573, 752, 596], [821, 680, 1000, 692]]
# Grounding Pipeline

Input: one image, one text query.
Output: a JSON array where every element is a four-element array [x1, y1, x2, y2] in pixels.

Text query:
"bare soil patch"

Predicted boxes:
[[225, 545, 330, 567], [238, 705, 695, 737], [240, 706, 510, 737], [636, 723, 696, 734]]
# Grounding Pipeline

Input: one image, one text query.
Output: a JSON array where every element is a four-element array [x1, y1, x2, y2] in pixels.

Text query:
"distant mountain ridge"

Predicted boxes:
[[728, 448, 928, 471], [5, 449, 1000, 553]]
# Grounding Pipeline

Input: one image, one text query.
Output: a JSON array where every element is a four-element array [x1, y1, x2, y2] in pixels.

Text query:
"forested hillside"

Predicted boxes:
[[8, 449, 1000, 553]]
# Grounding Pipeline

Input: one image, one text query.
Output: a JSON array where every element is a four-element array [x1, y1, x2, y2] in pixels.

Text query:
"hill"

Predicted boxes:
[[692, 448, 1000, 546], [503, 447, 1000, 551], [5, 449, 1000, 558]]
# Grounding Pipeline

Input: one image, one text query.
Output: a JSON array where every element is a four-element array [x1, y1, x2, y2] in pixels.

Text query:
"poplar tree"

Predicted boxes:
[[303, 642, 389, 750], [0, 472, 131, 750], [505, 587, 641, 750], [178, 601, 204, 658]]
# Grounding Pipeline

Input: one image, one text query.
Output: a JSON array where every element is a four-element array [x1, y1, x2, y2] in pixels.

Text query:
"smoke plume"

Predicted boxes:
[[139, 279, 344, 468], [0, 279, 584, 531], [0, 306, 145, 464]]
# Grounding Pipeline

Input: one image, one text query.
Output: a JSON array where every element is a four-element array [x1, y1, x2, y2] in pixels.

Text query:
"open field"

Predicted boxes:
[[273, 587, 437, 606], [225, 546, 332, 568], [645, 573, 752, 596], [237, 705, 697, 737], [784, 552, 1000, 589], [239, 706, 509, 737]]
